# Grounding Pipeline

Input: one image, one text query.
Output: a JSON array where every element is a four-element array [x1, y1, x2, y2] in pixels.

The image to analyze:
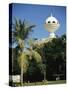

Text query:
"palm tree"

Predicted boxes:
[[18, 52, 29, 84], [39, 64, 46, 81], [12, 19, 35, 49], [12, 18, 35, 85]]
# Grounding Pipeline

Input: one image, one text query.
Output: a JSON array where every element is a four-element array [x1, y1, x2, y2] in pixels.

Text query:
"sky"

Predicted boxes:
[[12, 3, 66, 40]]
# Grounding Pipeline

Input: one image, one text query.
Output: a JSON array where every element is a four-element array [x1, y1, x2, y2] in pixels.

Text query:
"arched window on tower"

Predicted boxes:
[[52, 21, 55, 23], [48, 21, 51, 23]]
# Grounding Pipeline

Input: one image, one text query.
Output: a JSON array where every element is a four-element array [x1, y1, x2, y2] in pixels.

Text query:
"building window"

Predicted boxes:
[[48, 21, 51, 23], [52, 21, 55, 23]]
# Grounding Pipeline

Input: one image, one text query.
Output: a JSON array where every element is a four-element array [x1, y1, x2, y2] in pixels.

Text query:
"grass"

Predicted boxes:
[[10, 80, 66, 87], [23, 80, 66, 86], [46, 80, 66, 85]]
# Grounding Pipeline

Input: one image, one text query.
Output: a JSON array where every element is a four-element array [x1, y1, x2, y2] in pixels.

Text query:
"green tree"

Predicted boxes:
[[33, 44, 47, 81], [39, 64, 46, 81], [18, 52, 29, 83], [12, 18, 35, 85], [33, 34, 66, 81], [26, 48, 42, 82], [44, 35, 66, 80]]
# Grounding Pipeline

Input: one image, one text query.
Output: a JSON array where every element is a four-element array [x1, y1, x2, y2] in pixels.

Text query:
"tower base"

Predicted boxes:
[[49, 33, 56, 38]]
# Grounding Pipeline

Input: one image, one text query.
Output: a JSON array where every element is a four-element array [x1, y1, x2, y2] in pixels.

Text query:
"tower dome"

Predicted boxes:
[[45, 14, 60, 33], [45, 14, 60, 38]]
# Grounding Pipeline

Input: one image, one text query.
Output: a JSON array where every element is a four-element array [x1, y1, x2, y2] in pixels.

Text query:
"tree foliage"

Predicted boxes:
[[11, 18, 35, 84], [18, 52, 29, 74], [11, 18, 66, 82], [12, 19, 35, 49], [33, 34, 66, 81]]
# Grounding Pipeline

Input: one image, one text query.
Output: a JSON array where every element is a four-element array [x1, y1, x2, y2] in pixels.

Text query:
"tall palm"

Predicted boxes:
[[12, 18, 35, 85], [12, 19, 35, 49], [18, 52, 29, 84]]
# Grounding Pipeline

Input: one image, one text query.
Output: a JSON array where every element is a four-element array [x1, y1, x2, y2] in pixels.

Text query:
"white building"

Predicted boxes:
[[34, 14, 60, 46]]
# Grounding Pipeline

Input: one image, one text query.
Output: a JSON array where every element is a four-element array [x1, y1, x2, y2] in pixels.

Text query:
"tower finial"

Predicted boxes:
[[51, 13, 53, 17]]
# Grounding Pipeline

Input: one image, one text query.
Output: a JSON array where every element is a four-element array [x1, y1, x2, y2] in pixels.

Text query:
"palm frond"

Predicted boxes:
[[12, 18, 36, 46]]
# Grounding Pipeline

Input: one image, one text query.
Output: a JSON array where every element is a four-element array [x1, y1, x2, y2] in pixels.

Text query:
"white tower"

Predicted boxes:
[[45, 14, 60, 38]]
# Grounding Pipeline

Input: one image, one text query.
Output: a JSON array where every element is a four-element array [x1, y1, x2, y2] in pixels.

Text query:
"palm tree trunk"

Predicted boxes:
[[44, 71, 46, 81], [20, 65, 23, 86]]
